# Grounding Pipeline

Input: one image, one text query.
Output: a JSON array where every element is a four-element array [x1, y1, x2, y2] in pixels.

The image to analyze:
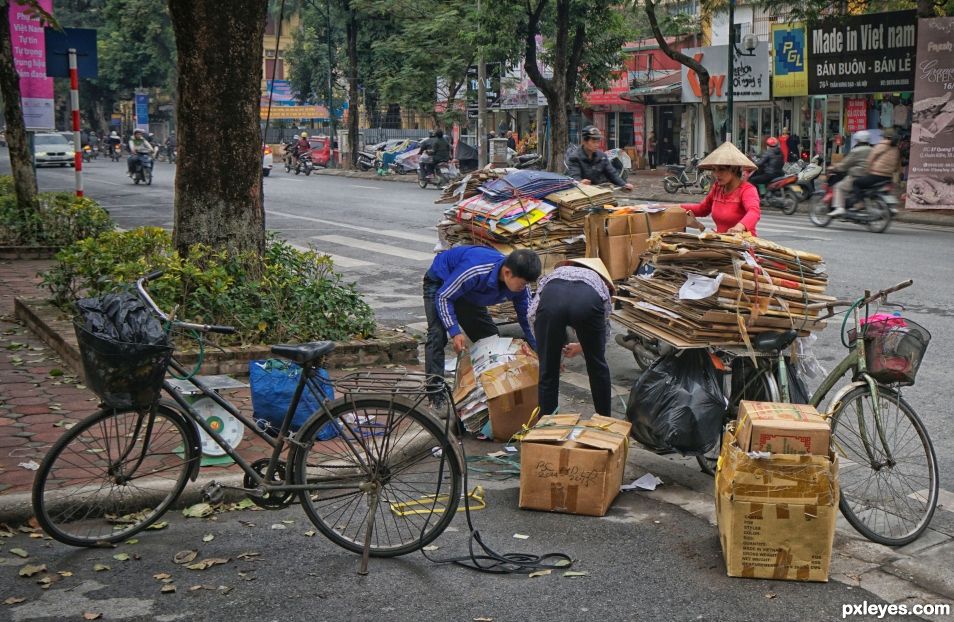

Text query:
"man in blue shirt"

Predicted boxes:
[[423, 246, 542, 403]]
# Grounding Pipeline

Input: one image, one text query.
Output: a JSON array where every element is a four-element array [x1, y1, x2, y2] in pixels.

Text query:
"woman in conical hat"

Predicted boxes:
[[681, 141, 761, 236]]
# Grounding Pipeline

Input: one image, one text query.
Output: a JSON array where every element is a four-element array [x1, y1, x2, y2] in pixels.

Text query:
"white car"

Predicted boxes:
[[33, 133, 74, 167], [263, 145, 273, 176]]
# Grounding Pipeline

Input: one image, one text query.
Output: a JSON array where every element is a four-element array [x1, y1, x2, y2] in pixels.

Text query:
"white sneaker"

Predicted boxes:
[[829, 207, 846, 217]]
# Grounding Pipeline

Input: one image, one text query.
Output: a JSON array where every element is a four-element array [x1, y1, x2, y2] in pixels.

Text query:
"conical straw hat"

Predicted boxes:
[[698, 141, 757, 170], [556, 257, 616, 294]]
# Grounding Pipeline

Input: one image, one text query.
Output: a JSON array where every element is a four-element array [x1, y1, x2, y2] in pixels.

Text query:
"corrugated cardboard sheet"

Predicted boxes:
[[716, 429, 839, 582], [584, 207, 687, 281], [480, 355, 539, 441], [519, 415, 633, 517], [736, 401, 831, 456]]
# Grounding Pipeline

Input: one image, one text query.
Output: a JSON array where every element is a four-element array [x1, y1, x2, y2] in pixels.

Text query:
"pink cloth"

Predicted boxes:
[[682, 181, 761, 236]]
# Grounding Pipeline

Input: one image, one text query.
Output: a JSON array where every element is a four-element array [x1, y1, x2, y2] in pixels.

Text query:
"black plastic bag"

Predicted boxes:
[[626, 349, 727, 455], [76, 291, 167, 346]]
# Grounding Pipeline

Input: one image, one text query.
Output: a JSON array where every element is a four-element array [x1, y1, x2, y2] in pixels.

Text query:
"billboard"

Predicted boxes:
[[135, 93, 149, 131], [771, 23, 808, 97], [681, 42, 770, 103], [9, 0, 54, 130]]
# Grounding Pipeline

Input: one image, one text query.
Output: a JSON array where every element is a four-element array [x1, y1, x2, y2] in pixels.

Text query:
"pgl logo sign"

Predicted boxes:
[[775, 29, 805, 75]]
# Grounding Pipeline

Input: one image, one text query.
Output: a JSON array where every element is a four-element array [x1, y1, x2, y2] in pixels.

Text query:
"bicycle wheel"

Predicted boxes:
[[294, 396, 462, 557], [32, 405, 196, 547], [697, 357, 778, 475], [829, 385, 938, 546]]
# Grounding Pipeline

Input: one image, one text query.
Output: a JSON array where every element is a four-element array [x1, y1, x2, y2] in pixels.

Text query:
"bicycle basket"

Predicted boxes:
[[74, 321, 173, 410], [851, 317, 931, 386]]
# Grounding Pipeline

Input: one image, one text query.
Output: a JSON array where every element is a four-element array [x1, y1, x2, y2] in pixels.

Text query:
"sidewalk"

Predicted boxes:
[[314, 166, 954, 228]]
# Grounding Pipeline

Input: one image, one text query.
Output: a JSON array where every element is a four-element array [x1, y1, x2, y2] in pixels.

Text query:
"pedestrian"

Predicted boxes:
[[506, 130, 516, 151], [529, 258, 615, 417], [647, 131, 657, 170], [422, 246, 542, 406], [779, 127, 791, 163]]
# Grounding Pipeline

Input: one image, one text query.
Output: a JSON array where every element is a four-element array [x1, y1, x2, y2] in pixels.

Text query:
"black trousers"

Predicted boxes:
[[748, 172, 775, 188], [534, 279, 611, 417], [853, 174, 891, 191], [423, 274, 498, 392]]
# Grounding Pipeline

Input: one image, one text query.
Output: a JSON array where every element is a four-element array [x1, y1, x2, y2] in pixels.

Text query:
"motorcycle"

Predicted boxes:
[[809, 172, 896, 233], [790, 155, 824, 203], [130, 153, 154, 185], [110, 143, 122, 162], [662, 155, 711, 194], [507, 148, 544, 170], [82, 145, 94, 162], [295, 150, 315, 176], [417, 154, 457, 188], [356, 146, 379, 171], [755, 173, 800, 215]]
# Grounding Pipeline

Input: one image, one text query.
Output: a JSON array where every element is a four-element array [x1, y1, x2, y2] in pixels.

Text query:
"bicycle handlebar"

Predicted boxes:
[[810, 279, 913, 319], [136, 271, 237, 335]]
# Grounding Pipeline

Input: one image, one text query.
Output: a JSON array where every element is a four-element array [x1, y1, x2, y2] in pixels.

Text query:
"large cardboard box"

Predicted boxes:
[[584, 207, 687, 280], [716, 429, 839, 582], [454, 352, 540, 442], [519, 414, 632, 517], [736, 401, 830, 456]]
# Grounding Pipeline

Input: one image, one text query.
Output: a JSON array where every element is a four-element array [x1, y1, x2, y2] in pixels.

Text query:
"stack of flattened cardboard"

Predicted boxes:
[[613, 231, 832, 348], [584, 205, 688, 281], [436, 169, 506, 204], [452, 336, 539, 440], [545, 185, 617, 223]]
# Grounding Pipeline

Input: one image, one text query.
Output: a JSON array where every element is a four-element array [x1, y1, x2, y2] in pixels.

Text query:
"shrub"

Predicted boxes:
[[43, 227, 377, 345], [0, 177, 113, 246]]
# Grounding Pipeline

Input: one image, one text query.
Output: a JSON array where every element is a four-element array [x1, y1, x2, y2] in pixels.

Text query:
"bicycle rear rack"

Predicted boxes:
[[334, 371, 444, 397]]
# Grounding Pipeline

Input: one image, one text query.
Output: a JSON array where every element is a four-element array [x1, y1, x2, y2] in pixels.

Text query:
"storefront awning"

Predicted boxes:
[[621, 71, 681, 102]]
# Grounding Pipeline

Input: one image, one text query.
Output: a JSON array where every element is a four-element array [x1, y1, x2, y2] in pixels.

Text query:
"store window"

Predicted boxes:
[[619, 113, 634, 149], [608, 113, 618, 150]]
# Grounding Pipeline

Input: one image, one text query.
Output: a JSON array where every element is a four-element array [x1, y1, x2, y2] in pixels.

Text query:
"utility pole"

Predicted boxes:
[[726, 0, 735, 144], [326, 0, 336, 168], [477, 0, 487, 168]]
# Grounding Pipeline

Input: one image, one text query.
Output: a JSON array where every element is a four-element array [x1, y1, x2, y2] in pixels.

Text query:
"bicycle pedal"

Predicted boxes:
[[201, 480, 225, 505]]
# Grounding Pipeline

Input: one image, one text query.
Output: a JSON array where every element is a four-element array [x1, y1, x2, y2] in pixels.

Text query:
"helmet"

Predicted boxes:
[[109, 131, 118, 138], [300, 132, 308, 138], [133, 128, 144, 135], [581, 126, 602, 141], [853, 130, 871, 145], [766, 136, 779, 147]]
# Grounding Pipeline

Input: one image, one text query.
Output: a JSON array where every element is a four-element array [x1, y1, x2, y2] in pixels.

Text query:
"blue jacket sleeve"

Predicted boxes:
[[435, 267, 487, 338], [512, 287, 537, 350]]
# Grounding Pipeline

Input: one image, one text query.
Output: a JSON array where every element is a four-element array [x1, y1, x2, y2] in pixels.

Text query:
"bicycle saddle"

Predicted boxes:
[[270, 341, 336, 365], [751, 329, 798, 353]]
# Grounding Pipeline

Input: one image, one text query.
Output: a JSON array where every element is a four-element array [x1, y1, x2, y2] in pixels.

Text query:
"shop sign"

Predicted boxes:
[[907, 17, 954, 211], [680, 43, 769, 103], [10, 0, 54, 130], [633, 104, 645, 155], [807, 10, 917, 95], [845, 98, 867, 134], [771, 23, 807, 97]]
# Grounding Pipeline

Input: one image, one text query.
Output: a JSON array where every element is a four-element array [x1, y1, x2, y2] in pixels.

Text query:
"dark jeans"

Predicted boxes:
[[648, 151, 656, 169], [748, 172, 776, 188], [853, 174, 891, 191], [534, 279, 611, 417], [423, 274, 498, 395], [127, 154, 143, 174]]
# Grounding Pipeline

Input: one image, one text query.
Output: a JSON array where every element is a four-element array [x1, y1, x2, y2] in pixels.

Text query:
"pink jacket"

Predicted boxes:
[[682, 181, 761, 236]]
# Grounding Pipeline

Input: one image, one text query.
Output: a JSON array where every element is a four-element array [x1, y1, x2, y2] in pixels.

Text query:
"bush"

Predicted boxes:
[[43, 228, 377, 345], [0, 176, 113, 246]]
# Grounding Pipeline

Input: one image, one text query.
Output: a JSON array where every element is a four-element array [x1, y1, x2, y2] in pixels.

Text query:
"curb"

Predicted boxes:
[[0, 246, 61, 260], [14, 296, 421, 376]]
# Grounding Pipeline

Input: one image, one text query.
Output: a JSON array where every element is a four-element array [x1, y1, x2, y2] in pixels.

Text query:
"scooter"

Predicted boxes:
[[809, 173, 895, 233], [756, 173, 800, 215], [417, 155, 457, 188], [356, 146, 378, 171], [110, 144, 122, 162], [295, 150, 315, 176], [662, 155, 711, 194], [130, 153, 154, 185], [790, 156, 824, 203]]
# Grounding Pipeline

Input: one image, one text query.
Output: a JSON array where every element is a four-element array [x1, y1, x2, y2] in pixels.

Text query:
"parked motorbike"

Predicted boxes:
[[356, 147, 378, 171], [130, 153, 154, 185], [508, 149, 544, 170], [605, 148, 631, 182], [790, 156, 824, 203], [755, 174, 800, 215], [662, 155, 711, 194], [809, 172, 896, 233], [417, 154, 457, 188]]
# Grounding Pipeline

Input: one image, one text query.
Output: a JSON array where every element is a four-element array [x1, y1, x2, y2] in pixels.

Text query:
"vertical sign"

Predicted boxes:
[[906, 17, 954, 211], [771, 23, 808, 97], [9, 0, 54, 130], [134, 92, 149, 131], [845, 98, 868, 134], [632, 103, 645, 156]]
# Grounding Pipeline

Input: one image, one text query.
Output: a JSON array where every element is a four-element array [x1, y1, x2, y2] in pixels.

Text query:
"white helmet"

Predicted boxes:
[[109, 131, 118, 138], [853, 130, 871, 145]]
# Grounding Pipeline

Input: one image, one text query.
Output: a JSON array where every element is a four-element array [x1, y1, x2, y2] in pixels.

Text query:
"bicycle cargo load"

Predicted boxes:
[[735, 401, 830, 457], [74, 292, 172, 410], [850, 315, 930, 386], [249, 359, 337, 439]]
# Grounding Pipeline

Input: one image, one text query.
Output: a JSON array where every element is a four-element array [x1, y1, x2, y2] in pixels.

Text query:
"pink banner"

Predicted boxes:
[[9, 0, 54, 129], [845, 98, 867, 134]]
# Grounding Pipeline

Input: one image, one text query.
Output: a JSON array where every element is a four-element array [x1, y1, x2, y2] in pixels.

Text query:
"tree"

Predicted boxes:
[[751, 0, 950, 20], [167, 0, 267, 261]]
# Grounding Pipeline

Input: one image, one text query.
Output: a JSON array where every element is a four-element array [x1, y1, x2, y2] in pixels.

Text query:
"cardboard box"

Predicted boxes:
[[480, 355, 539, 441], [716, 429, 839, 582], [519, 414, 632, 517], [736, 401, 830, 456], [584, 207, 687, 280]]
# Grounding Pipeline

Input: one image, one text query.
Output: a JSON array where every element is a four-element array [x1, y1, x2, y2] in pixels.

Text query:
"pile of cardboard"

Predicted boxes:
[[716, 401, 838, 582], [452, 336, 539, 440], [613, 231, 833, 348], [437, 169, 506, 204], [584, 206, 688, 281], [545, 185, 617, 224]]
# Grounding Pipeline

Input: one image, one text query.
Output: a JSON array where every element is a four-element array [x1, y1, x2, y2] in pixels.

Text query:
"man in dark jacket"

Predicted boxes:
[[748, 136, 784, 188], [565, 126, 634, 190]]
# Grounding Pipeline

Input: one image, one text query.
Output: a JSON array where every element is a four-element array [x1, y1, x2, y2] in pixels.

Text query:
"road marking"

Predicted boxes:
[[285, 242, 376, 268], [350, 184, 383, 190], [267, 209, 436, 243], [312, 234, 435, 261]]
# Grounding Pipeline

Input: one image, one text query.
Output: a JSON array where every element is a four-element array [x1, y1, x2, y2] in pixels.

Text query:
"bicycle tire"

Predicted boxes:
[[32, 405, 196, 547], [829, 385, 938, 546], [293, 396, 462, 557]]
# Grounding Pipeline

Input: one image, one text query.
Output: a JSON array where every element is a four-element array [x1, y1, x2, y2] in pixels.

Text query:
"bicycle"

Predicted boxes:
[[662, 155, 712, 195], [32, 272, 463, 565]]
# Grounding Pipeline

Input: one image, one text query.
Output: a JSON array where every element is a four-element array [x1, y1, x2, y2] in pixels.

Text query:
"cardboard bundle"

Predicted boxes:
[[613, 231, 832, 348], [545, 185, 617, 224], [436, 169, 506, 204], [584, 206, 688, 281]]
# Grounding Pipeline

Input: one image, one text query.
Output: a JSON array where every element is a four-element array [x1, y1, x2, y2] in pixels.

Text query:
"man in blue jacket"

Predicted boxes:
[[423, 246, 542, 403]]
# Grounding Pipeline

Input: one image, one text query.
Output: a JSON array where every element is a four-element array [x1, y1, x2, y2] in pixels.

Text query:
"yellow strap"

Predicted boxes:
[[388, 485, 486, 517]]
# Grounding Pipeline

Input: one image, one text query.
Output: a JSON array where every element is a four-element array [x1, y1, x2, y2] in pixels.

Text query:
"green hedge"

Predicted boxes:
[[43, 227, 377, 344], [0, 176, 113, 246]]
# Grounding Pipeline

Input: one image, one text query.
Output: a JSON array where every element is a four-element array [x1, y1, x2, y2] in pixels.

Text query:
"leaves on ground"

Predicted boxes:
[[153, 573, 171, 580], [83, 613, 102, 620], [562, 571, 589, 578], [512, 534, 529, 540], [146, 521, 168, 530], [528, 569, 551, 578], [160, 584, 176, 594], [422, 545, 439, 551], [113, 553, 130, 561], [182, 503, 215, 518], [235, 552, 260, 561], [124, 539, 139, 545], [10, 548, 29, 558], [554, 559, 572, 567], [18, 564, 46, 578], [303, 530, 316, 537], [92, 564, 110, 572], [57, 571, 73, 577], [186, 557, 229, 571], [3, 597, 26, 605], [270, 524, 286, 530], [202, 534, 214, 542], [173, 550, 198, 565]]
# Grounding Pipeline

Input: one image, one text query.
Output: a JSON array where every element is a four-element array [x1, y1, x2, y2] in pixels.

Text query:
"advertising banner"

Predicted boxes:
[[681, 42, 769, 103], [771, 23, 808, 97], [906, 17, 954, 211], [807, 10, 917, 95], [9, 0, 54, 130], [845, 98, 868, 134], [632, 104, 645, 155], [134, 93, 149, 131], [260, 80, 297, 106]]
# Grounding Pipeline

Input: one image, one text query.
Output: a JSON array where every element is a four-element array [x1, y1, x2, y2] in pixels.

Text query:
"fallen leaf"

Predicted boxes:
[[0, 525, 14, 538], [18, 564, 46, 577], [512, 534, 529, 540], [92, 564, 110, 572], [125, 539, 139, 545], [36, 575, 56, 586], [528, 569, 551, 578], [174, 550, 198, 565], [303, 530, 316, 537], [113, 553, 130, 561], [83, 613, 101, 620], [160, 584, 176, 594], [17, 461, 39, 471], [3, 597, 25, 605], [153, 573, 171, 580], [270, 524, 286, 530], [202, 534, 214, 543], [235, 552, 260, 561], [281, 520, 294, 525], [562, 571, 589, 578], [10, 548, 28, 558], [765, 592, 778, 599], [554, 559, 572, 568], [182, 503, 215, 518], [28, 533, 43, 539], [473, 618, 494, 621], [147, 521, 168, 530], [186, 557, 229, 571], [422, 545, 439, 551], [189, 585, 213, 592], [57, 571, 73, 577], [217, 585, 233, 595]]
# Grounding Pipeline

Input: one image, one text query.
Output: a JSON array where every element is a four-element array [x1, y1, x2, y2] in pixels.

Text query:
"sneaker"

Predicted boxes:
[[829, 206, 846, 217]]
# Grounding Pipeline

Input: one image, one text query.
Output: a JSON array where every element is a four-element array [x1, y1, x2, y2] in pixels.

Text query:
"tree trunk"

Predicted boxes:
[[549, 95, 569, 173], [0, 1, 38, 218], [346, 5, 359, 168], [916, 0, 937, 17], [168, 0, 267, 263], [644, 0, 717, 152]]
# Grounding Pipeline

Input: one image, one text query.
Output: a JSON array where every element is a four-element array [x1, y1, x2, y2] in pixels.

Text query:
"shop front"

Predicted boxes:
[[583, 70, 645, 165], [620, 71, 684, 167]]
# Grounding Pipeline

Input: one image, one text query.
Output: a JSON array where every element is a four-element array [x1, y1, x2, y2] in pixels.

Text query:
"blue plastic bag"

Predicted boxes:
[[249, 359, 337, 440]]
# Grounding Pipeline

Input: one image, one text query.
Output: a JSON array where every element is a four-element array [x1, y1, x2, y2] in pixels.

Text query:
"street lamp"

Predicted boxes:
[[725, 0, 758, 145]]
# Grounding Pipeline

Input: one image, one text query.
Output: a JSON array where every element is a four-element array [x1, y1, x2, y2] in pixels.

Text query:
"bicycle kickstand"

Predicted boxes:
[[357, 487, 379, 575]]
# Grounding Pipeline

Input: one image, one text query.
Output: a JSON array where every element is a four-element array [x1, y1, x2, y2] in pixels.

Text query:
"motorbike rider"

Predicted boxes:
[[290, 131, 310, 167], [681, 141, 761, 236], [127, 129, 156, 178], [748, 136, 783, 190], [107, 130, 122, 154], [852, 129, 900, 196], [565, 126, 634, 191], [165, 131, 177, 157], [829, 130, 873, 217], [418, 130, 450, 178]]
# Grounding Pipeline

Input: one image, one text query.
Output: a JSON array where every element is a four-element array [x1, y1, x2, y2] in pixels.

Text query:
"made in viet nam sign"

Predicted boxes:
[[680, 42, 770, 103], [771, 22, 808, 97], [808, 10, 917, 95]]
